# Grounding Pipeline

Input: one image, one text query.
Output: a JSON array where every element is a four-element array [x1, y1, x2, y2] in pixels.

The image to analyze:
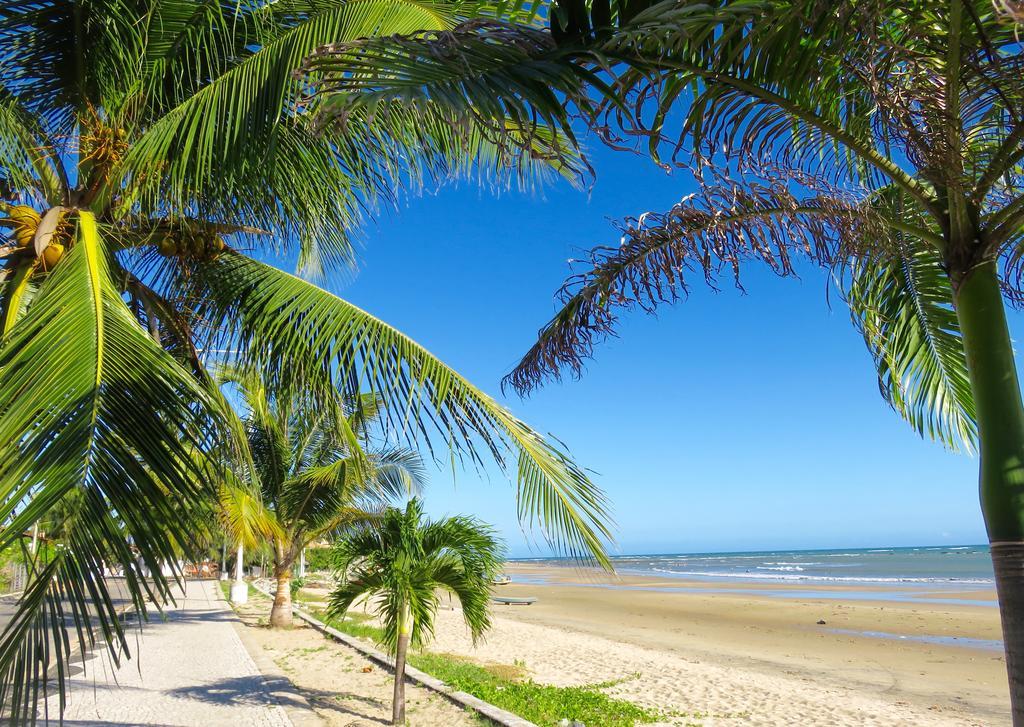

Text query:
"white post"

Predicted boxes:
[[29, 522, 38, 556], [299, 548, 306, 578], [220, 539, 228, 581], [230, 543, 248, 604]]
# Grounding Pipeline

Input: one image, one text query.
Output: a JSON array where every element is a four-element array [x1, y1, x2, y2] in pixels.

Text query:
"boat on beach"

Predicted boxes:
[[492, 595, 537, 606]]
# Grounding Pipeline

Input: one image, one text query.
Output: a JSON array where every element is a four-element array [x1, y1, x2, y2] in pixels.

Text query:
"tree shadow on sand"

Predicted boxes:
[[168, 675, 390, 724]]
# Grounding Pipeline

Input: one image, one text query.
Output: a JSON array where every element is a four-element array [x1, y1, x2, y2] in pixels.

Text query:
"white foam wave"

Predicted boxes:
[[648, 567, 993, 585]]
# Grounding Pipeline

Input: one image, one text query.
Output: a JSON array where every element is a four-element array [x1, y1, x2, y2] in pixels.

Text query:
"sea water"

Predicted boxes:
[[516, 545, 994, 587], [611, 544, 994, 586]]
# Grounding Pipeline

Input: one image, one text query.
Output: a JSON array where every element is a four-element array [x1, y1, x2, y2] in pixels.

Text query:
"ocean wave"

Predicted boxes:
[[647, 567, 993, 585], [756, 566, 805, 571]]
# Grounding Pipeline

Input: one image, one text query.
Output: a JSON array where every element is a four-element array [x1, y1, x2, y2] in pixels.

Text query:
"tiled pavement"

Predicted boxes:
[[42, 579, 293, 727]]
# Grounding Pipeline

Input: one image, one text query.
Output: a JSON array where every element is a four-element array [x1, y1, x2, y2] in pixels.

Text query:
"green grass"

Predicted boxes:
[[309, 607, 387, 643], [407, 653, 661, 727], [218, 580, 262, 602]]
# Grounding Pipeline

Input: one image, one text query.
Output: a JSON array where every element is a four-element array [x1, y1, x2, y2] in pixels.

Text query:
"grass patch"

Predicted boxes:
[[407, 652, 662, 727], [302, 606, 661, 726], [308, 607, 387, 643], [219, 580, 263, 602], [294, 587, 328, 603]]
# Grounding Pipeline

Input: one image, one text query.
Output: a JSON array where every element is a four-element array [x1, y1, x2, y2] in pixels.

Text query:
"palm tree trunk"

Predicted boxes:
[[392, 607, 412, 725], [955, 261, 1024, 725], [270, 561, 293, 628]]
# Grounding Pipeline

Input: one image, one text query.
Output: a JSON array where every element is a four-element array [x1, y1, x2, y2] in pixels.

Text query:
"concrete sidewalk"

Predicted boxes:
[[43, 579, 294, 726]]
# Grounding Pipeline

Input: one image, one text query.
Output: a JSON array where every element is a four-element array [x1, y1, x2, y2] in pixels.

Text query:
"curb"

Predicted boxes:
[[251, 583, 536, 727], [216, 582, 322, 727]]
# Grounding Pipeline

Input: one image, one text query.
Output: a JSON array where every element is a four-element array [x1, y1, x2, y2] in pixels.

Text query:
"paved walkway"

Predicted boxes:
[[44, 579, 293, 726]]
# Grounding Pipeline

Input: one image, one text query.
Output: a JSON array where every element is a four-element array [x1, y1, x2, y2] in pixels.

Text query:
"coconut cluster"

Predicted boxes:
[[4, 205, 67, 270], [157, 231, 226, 259]]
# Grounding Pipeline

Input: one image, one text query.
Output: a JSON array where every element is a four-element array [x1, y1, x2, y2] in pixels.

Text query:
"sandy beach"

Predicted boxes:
[[417, 563, 1007, 726], [230, 562, 1009, 725]]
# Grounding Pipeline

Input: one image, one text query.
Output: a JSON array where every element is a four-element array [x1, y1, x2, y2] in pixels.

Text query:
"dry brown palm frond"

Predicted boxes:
[[505, 164, 898, 394]]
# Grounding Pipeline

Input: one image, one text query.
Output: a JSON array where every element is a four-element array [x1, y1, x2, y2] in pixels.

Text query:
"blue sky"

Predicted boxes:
[[319, 141, 1015, 558]]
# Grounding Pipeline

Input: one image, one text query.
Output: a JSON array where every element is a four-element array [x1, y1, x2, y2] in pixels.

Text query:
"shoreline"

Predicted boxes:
[[505, 560, 1000, 607]]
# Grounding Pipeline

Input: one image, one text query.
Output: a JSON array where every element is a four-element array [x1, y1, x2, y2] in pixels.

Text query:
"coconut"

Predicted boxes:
[[158, 237, 178, 256], [8, 205, 40, 247], [41, 243, 64, 270]]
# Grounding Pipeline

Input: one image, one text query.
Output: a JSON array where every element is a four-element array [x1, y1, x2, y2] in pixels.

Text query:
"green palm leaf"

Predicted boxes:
[[846, 245, 977, 452], [302, 18, 611, 163], [329, 498, 503, 651], [198, 251, 613, 566], [0, 212, 228, 720], [0, 90, 66, 204]]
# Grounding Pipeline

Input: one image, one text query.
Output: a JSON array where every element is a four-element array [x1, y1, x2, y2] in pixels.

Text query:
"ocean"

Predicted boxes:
[[517, 544, 995, 587]]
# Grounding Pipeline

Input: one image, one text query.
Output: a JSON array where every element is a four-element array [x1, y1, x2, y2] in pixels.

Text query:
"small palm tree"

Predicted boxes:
[[328, 498, 502, 726], [224, 368, 428, 628]]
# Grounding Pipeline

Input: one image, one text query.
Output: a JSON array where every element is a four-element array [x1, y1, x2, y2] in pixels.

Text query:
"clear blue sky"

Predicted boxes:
[[315, 140, 1017, 558]]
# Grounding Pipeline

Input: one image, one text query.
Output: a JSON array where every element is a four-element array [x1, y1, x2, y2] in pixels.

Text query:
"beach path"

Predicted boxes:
[[42, 579, 294, 726]]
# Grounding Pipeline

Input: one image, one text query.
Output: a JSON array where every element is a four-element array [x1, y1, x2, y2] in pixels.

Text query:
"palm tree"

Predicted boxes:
[[0, 2, 613, 718], [328, 497, 502, 726], [302, 1, 1024, 719], [225, 368, 428, 628]]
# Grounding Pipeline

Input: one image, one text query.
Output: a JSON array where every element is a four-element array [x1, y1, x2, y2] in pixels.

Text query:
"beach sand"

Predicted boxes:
[[419, 563, 1007, 726], [230, 590, 478, 726]]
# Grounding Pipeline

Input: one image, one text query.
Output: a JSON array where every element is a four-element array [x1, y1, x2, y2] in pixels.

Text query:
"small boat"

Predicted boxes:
[[492, 596, 537, 606], [492, 574, 511, 585]]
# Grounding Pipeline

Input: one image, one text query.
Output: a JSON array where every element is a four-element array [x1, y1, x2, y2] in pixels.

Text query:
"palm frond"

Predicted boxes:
[[218, 475, 282, 548], [846, 244, 977, 452], [0, 88, 66, 204], [198, 251, 613, 566], [0, 212, 227, 719], [0, 0, 144, 120], [302, 19, 611, 174], [368, 448, 428, 501], [279, 460, 354, 530], [506, 180, 888, 393], [109, 0, 466, 268]]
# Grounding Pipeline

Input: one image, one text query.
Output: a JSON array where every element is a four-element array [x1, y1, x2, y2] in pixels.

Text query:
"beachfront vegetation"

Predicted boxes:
[[300, 547, 334, 574], [409, 654, 663, 727], [222, 366, 428, 628], [327, 498, 502, 725], [0, 1, 615, 719], [304, 2, 1024, 720], [304, 600, 663, 727]]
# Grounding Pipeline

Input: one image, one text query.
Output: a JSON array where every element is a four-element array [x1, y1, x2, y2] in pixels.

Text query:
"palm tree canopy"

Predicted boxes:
[[305, 1, 1024, 454], [0, 1, 613, 718], [223, 367, 429, 550], [328, 497, 503, 651]]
